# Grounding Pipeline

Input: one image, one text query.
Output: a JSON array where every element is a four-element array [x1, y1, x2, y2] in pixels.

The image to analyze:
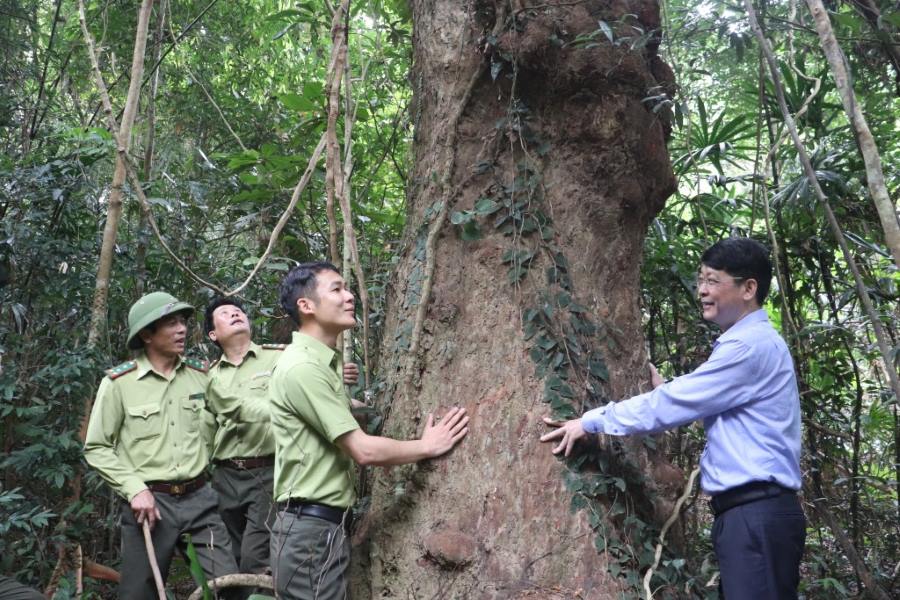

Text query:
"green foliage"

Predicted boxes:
[[1, 0, 899, 596], [183, 534, 212, 600], [652, 1, 900, 597], [1, 0, 411, 593]]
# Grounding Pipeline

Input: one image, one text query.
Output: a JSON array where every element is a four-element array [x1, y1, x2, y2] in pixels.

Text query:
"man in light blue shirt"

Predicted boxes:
[[541, 238, 805, 600]]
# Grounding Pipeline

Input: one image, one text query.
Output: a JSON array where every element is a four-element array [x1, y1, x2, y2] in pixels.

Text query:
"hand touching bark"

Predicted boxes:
[[649, 363, 665, 389], [540, 417, 587, 457], [421, 407, 469, 458]]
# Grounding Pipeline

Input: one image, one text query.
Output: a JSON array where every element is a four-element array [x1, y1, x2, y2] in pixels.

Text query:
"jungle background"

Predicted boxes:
[[1, 0, 898, 598]]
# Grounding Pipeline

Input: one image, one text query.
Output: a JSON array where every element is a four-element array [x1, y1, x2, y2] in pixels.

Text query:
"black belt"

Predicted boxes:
[[277, 500, 347, 525], [710, 481, 795, 517], [145, 475, 207, 496]]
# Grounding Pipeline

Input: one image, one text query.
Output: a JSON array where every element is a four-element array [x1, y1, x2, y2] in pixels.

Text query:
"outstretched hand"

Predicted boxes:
[[421, 407, 469, 458], [540, 417, 587, 457], [649, 363, 664, 389]]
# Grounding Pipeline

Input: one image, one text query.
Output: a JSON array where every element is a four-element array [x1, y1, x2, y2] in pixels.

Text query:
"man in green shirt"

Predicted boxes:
[[204, 296, 358, 578], [269, 262, 470, 600], [83, 292, 239, 600]]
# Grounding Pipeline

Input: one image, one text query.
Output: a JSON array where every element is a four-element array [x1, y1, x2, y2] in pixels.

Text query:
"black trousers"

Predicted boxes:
[[712, 492, 806, 599]]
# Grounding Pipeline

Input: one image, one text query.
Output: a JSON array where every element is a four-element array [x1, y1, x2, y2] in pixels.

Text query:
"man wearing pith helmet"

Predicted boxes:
[[84, 292, 239, 600]]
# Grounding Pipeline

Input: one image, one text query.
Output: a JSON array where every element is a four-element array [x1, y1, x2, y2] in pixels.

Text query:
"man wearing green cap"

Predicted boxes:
[[84, 292, 239, 600], [204, 296, 359, 582]]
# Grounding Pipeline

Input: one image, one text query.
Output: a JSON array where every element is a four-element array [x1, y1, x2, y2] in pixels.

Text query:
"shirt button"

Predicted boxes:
[[171, 422, 175, 426]]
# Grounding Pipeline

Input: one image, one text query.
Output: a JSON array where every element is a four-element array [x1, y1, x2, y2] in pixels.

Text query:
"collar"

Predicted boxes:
[[218, 341, 260, 367], [714, 308, 769, 347], [135, 351, 183, 380], [292, 331, 339, 368]]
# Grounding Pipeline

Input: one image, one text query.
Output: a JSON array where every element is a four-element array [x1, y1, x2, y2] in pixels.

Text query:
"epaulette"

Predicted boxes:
[[105, 360, 137, 380], [183, 357, 209, 373], [261, 343, 287, 351]]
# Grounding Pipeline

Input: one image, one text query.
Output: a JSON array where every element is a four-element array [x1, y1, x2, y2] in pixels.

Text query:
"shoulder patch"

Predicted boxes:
[[184, 357, 209, 373], [105, 360, 137, 380], [261, 343, 287, 351]]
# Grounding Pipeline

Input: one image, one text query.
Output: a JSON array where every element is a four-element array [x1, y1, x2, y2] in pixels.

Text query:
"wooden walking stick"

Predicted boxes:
[[142, 520, 167, 600]]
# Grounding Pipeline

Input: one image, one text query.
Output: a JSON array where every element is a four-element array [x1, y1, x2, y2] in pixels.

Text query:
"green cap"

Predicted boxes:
[[126, 292, 194, 350]]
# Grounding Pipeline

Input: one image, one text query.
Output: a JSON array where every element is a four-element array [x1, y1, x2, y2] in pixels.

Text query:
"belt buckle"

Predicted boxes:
[[234, 458, 246, 469], [171, 483, 184, 495]]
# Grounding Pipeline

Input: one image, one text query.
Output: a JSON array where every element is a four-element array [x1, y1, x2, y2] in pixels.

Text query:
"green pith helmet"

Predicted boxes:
[[126, 292, 194, 350]]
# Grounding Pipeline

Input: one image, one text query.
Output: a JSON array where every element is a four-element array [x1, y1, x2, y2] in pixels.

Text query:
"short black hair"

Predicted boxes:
[[701, 238, 772, 305], [279, 261, 341, 326], [204, 296, 247, 342]]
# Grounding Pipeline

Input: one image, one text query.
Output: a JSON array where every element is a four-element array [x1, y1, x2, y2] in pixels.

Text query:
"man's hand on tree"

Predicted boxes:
[[649, 363, 665, 389], [343, 362, 360, 386], [421, 407, 469, 458], [540, 417, 587, 457], [131, 489, 161, 530]]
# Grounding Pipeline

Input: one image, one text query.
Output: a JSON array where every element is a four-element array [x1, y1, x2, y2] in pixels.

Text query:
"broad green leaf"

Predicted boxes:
[[280, 93, 316, 112]]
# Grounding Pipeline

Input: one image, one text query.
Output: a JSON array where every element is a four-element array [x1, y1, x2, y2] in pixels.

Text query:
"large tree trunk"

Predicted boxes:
[[355, 1, 677, 597]]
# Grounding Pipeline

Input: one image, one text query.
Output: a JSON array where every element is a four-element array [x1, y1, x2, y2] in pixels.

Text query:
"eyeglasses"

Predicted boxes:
[[695, 275, 745, 289]]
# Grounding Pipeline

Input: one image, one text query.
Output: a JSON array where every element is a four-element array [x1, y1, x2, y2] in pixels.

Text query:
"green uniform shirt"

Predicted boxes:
[[207, 342, 284, 461], [83, 353, 214, 501], [270, 332, 359, 508]]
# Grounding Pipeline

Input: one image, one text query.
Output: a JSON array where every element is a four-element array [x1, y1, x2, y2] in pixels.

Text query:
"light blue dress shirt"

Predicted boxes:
[[581, 309, 801, 495]]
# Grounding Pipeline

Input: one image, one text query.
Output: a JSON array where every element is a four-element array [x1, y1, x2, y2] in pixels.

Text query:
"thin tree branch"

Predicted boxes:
[[82, 0, 324, 298], [745, 0, 900, 406], [745, 3, 899, 596], [225, 135, 328, 296], [324, 0, 350, 266], [87, 0, 221, 127], [187, 574, 273, 600], [185, 66, 247, 151], [643, 467, 700, 600], [804, 0, 900, 268], [25, 0, 63, 146], [335, 11, 372, 388]]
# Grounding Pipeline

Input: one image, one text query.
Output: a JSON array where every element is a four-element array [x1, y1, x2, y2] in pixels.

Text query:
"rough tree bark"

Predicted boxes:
[[354, 1, 677, 598]]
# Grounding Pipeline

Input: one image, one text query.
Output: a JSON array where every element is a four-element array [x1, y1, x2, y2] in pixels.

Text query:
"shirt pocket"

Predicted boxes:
[[182, 393, 206, 433], [247, 372, 272, 392], [125, 403, 162, 441], [242, 374, 272, 423]]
